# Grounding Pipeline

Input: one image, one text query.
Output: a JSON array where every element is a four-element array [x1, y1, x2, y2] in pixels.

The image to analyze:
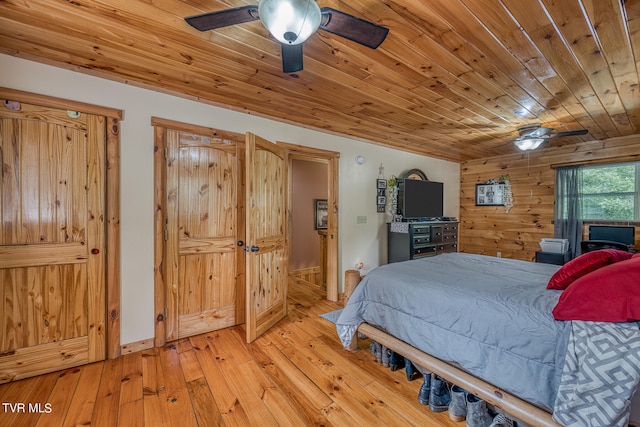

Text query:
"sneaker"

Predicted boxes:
[[489, 414, 514, 427]]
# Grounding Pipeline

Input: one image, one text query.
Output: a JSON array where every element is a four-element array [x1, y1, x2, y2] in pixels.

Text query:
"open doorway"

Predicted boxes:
[[279, 143, 340, 301], [291, 158, 328, 290]]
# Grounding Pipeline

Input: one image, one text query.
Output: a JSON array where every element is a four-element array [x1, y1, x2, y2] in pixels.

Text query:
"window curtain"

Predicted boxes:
[[554, 166, 583, 259]]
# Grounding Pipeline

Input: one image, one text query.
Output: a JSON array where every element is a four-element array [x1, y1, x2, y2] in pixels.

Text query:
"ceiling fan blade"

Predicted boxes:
[[185, 6, 259, 31], [546, 129, 589, 138], [319, 7, 389, 49], [282, 44, 303, 73]]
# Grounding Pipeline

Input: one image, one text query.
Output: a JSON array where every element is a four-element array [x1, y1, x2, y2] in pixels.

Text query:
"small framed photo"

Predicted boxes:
[[377, 179, 387, 189], [314, 199, 328, 230], [475, 183, 505, 206], [377, 196, 386, 205]]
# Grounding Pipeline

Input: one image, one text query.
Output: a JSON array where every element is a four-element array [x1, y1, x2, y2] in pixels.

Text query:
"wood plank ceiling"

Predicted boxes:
[[1, 0, 640, 162]]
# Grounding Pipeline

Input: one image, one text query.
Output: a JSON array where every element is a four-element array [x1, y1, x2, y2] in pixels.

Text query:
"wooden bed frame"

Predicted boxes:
[[349, 323, 640, 427]]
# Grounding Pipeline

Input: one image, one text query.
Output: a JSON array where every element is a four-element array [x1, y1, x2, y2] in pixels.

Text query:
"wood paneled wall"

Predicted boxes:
[[460, 135, 640, 261]]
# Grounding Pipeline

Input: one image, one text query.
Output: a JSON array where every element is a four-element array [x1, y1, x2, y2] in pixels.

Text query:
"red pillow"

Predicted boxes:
[[552, 257, 640, 322], [546, 249, 633, 290]]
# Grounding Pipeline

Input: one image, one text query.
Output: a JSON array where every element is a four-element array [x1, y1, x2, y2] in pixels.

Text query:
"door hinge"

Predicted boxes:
[[164, 228, 168, 241], [164, 147, 168, 160]]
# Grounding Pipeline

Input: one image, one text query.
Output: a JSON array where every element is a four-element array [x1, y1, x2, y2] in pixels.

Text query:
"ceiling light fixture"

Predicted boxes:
[[258, 0, 321, 45], [514, 138, 545, 151]]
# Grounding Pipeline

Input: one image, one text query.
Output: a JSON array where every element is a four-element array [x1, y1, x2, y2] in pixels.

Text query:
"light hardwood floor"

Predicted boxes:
[[0, 278, 461, 426]]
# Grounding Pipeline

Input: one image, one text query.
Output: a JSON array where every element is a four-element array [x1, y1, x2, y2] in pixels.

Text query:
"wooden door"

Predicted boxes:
[[164, 129, 240, 340], [245, 133, 287, 343], [0, 103, 106, 383]]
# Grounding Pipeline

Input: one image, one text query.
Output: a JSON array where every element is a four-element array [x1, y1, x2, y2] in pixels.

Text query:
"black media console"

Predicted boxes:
[[387, 220, 458, 263]]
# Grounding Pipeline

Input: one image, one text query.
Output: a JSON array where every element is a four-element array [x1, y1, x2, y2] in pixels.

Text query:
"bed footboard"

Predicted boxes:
[[354, 323, 561, 427]]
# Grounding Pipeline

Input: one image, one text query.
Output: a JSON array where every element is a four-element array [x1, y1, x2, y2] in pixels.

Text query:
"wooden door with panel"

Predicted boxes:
[[0, 102, 106, 383], [164, 129, 241, 340], [245, 133, 288, 343]]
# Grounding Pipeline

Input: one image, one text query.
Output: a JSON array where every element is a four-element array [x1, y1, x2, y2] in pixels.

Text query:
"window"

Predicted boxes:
[[578, 162, 639, 221]]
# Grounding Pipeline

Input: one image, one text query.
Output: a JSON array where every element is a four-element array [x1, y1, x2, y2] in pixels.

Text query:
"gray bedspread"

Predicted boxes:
[[336, 252, 569, 410]]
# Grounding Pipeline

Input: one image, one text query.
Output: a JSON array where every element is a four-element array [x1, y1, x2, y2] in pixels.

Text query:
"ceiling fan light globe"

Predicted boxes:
[[258, 0, 321, 45], [514, 138, 545, 151]]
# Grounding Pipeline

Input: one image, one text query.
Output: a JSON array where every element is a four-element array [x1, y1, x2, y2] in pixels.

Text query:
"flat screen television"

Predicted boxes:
[[588, 225, 635, 246], [397, 179, 444, 219]]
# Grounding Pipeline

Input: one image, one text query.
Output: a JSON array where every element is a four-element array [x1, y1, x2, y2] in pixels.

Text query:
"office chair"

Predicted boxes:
[[580, 239, 630, 254]]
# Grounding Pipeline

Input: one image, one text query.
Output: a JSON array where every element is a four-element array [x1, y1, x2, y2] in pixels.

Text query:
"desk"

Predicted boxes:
[[535, 251, 570, 265]]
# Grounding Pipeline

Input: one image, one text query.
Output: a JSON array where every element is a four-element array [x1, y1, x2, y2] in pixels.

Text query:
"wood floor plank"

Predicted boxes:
[[0, 370, 59, 427], [158, 343, 198, 427], [206, 330, 280, 426], [186, 377, 223, 427], [189, 334, 252, 427], [235, 359, 307, 427], [141, 348, 172, 427], [250, 338, 333, 412], [63, 362, 104, 427], [178, 346, 223, 426], [118, 353, 144, 427], [92, 356, 123, 427], [34, 367, 82, 427]]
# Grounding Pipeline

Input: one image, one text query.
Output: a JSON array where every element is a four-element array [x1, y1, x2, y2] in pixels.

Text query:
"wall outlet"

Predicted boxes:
[[497, 252, 502, 258]]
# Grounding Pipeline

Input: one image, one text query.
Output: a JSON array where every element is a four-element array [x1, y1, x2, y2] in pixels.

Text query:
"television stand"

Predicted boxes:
[[388, 220, 458, 263]]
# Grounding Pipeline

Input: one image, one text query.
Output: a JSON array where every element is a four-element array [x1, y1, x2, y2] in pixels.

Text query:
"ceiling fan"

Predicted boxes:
[[185, 0, 389, 73], [513, 124, 588, 151]]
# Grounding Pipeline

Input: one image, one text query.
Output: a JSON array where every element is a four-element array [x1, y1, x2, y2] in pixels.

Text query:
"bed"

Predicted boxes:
[[335, 252, 640, 426]]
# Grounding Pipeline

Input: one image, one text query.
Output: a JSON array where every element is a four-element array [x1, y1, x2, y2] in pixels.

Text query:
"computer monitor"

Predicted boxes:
[[588, 225, 635, 246]]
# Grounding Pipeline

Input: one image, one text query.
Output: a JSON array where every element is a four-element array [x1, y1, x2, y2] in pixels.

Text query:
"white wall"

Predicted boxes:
[[0, 54, 460, 345]]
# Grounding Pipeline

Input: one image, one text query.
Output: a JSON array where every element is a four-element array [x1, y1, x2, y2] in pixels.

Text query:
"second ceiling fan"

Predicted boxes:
[[513, 124, 588, 151], [185, 0, 389, 73]]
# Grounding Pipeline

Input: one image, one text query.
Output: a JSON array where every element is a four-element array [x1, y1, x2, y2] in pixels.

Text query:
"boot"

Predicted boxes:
[[404, 358, 421, 381], [465, 394, 493, 427], [428, 374, 451, 412], [449, 385, 467, 422], [417, 372, 431, 405], [371, 341, 382, 363], [389, 351, 405, 371], [381, 345, 390, 368]]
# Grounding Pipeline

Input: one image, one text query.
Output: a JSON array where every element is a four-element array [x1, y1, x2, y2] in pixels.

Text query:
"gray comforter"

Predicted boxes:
[[336, 252, 570, 410]]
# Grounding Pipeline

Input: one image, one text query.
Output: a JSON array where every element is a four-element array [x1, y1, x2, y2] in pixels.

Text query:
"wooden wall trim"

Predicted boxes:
[[150, 117, 244, 143], [0, 86, 123, 120], [106, 117, 121, 359], [153, 125, 167, 348]]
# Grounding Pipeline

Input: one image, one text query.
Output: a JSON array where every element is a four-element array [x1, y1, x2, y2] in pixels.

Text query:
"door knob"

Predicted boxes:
[[250, 245, 260, 252], [237, 240, 244, 246]]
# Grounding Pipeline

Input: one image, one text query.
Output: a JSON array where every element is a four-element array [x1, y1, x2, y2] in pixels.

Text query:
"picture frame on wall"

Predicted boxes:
[[315, 199, 328, 230], [475, 183, 505, 206], [376, 179, 387, 213]]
